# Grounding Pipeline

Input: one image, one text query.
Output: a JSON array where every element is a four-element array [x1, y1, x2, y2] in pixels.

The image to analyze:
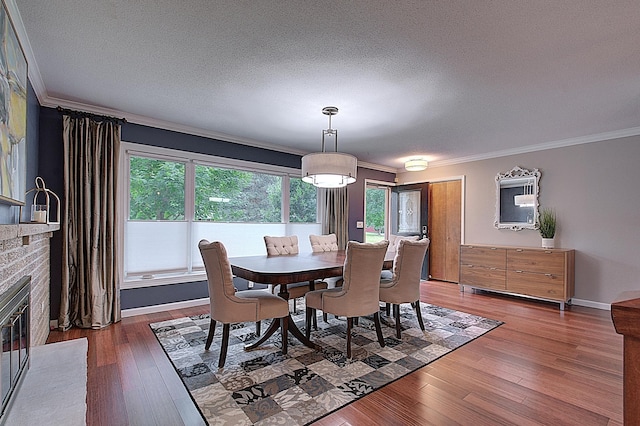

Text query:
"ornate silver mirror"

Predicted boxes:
[[494, 166, 540, 230]]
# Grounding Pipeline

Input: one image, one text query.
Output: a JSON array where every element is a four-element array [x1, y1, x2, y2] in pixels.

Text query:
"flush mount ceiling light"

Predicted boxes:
[[404, 158, 428, 172], [301, 106, 357, 188]]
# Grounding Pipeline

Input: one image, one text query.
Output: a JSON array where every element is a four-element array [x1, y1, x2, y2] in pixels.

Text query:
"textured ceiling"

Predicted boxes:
[[11, 0, 640, 171]]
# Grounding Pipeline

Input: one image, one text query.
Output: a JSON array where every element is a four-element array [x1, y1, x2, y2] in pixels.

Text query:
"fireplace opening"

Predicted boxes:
[[0, 276, 30, 424]]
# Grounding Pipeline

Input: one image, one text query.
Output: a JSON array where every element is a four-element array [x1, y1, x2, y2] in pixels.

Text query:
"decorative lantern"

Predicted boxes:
[[20, 177, 60, 224]]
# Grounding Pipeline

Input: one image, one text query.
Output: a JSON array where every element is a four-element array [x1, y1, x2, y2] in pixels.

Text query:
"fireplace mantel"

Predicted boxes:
[[0, 223, 60, 242]]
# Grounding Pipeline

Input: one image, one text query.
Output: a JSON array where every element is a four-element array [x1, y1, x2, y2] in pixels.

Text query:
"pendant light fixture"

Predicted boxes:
[[514, 179, 535, 207], [301, 106, 357, 188]]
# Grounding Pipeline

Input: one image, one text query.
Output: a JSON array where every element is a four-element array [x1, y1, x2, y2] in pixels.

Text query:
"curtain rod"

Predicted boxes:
[[56, 106, 127, 124]]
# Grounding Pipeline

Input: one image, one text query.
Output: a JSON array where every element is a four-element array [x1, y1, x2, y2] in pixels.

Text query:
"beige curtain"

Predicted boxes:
[[59, 114, 121, 330], [320, 187, 349, 250]]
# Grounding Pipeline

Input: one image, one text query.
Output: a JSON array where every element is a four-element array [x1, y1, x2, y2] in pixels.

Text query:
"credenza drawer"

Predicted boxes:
[[507, 249, 565, 276], [460, 246, 506, 269], [459, 264, 506, 290], [507, 270, 565, 299]]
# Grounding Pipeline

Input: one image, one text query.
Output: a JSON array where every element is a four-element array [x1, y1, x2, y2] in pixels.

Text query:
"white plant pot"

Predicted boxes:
[[541, 237, 555, 249]]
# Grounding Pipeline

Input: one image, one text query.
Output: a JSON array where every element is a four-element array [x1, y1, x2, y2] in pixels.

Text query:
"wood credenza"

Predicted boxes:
[[459, 244, 575, 310]]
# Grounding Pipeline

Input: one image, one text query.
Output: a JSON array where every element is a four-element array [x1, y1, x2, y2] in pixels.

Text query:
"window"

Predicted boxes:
[[121, 143, 321, 288], [365, 183, 390, 243]]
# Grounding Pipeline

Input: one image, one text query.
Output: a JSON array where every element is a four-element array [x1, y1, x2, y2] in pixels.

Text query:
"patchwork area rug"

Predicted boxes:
[[150, 304, 502, 425]]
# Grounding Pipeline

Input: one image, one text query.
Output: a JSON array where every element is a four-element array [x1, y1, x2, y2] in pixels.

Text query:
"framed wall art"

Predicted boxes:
[[0, 0, 27, 206]]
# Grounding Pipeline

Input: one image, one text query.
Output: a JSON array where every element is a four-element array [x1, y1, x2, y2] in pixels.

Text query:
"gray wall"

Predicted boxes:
[[397, 136, 640, 306]]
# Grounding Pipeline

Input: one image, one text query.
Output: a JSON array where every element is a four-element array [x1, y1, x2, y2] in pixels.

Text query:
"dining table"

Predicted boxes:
[[229, 250, 394, 351]]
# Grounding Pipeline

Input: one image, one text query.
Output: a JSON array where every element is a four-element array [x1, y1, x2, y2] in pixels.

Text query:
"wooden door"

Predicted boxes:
[[428, 180, 461, 282]]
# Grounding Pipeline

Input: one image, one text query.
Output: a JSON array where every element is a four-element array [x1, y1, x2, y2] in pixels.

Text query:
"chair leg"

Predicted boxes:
[[414, 300, 425, 331], [280, 317, 288, 355], [373, 312, 385, 348], [346, 317, 353, 358], [313, 309, 318, 330], [218, 323, 230, 368], [323, 312, 328, 323], [256, 321, 261, 336], [305, 307, 313, 339], [393, 304, 401, 339], [205, 319, 216, 350], [293, 298, 297, 314], [386, 302, 391, 316]]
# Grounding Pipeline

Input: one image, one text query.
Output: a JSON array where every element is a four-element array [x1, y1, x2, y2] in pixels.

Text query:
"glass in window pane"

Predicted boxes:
[[195, 165, 281, 222], [289, 177, 317, 223], [365, 186, 387, 242], [129, 157, 185, 220]]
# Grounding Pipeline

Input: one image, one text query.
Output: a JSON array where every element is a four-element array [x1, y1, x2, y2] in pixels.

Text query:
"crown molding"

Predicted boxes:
[[427, 126, 640, 168], [44, 95, 313, 156]]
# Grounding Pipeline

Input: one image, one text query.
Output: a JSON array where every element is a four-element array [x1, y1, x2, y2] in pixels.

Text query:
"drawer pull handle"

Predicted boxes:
[[544, 250, 552, 254], [515, 270, 523, 273], [516, 249, 523, 252], [490, 267, 496, 270], [545, 273, 553, 277], [490, 247, 497, 250]]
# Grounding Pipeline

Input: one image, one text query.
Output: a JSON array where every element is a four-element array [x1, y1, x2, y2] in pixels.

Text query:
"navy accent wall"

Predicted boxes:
[[38, 107, 396, 315], [123, 123, 302, 169], [0, 80, 39, 224]]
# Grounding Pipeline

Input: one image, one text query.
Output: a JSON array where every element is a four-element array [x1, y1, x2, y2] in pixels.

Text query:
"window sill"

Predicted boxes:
[[122, 272, 207, 289]]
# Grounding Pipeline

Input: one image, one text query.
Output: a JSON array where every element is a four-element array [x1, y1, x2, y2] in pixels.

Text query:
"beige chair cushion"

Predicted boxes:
[[199, 239, 289, 323], [379, 238, 430, 305], [309, 234, 339, 252], [306, 240, 389, 317], [264, 235, 299, 255]]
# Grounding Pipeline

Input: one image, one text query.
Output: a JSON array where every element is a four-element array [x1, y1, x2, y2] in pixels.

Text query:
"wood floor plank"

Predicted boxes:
[[46, 280, 623, 425]]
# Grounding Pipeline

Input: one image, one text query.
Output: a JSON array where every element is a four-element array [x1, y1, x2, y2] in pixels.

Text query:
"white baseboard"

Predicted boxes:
[[571, 298, 611, 311], [121, 297, 209, 318]]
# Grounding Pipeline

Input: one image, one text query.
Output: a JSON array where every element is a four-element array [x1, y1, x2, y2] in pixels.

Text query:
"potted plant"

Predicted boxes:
[[539, 208, 556, 248]]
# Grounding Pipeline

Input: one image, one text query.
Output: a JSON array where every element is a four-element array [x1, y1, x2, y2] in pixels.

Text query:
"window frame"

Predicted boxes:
[[119, 141, 317, 289]]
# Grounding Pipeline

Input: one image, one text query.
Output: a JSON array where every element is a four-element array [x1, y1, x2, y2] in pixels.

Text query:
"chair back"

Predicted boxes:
[[309, 234, 339, 252], [326, 240, 388, 317], [264, 235, 299, 255], [199, 239, 253, 323], [389, 238, 430, 301], [387, 234, 420, 254]]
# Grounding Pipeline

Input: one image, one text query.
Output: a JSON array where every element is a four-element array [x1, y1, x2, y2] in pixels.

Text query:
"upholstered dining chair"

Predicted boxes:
[[305, 240, 389, 358], [263, 235, 328, 322], [309, 233, 339, 253], [379, 238, 430, 339], [381, 234, 421, 279], [309, 233, 343, 322], [199, 239, 289, 368]]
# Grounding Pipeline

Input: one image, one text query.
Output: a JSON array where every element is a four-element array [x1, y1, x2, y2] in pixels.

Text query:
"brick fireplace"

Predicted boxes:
[[0, 223, 59, 347]]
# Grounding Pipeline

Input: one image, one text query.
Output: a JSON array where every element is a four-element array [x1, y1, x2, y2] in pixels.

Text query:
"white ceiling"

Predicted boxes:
[[10, 0, 640, 171]]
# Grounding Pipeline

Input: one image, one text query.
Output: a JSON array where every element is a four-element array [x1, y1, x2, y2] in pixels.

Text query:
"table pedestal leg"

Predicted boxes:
[[244, 314, 319, 351]]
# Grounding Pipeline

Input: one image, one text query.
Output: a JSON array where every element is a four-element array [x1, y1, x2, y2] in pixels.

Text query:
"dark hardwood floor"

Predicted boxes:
[[47, 281, 623, 425]]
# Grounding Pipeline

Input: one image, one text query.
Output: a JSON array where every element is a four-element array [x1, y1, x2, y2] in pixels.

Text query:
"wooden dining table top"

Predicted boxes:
[[229, 250, 394, 285]]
